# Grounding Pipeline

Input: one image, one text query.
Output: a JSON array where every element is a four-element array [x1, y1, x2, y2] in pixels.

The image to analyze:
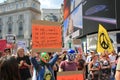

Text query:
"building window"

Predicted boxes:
[[0, 18, 3, 39], [17, 14, 24, 38], [7, 16, 13, 34], [18, 22, 24, 36], [8, 23, 12, 34], [0, 25, 2, 33], [32, 3, 36, 8], [19, 14, 24, 20], [8, 16, 12, 21], [0, 25, 2, 39], [44, 13, 58, 22]]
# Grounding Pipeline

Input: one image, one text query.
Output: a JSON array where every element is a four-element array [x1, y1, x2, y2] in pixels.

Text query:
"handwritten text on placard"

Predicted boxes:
[[32, 25, 62, 48]]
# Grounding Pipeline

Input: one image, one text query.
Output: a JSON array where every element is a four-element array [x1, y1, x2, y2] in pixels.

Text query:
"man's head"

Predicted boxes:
[[4, 48, 11, 56], [66, 49, 76, 61], [40, 52, 50, 63]]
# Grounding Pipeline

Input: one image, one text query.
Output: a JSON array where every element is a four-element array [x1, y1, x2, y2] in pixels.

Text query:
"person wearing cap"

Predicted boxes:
[[59, 49, 77, 72], [86, 50, 95, 64], [88, 54, 100, 80], [4, 48, 11, 56], [85, 50, 95, 79], [30, 52, 61, 80]]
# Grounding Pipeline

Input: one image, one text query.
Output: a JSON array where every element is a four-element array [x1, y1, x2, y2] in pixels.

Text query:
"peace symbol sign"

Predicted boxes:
[[99, 33, 109, 49]]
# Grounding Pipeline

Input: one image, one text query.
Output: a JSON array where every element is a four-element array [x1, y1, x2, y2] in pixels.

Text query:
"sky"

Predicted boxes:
[[0, 0, 63, 9]]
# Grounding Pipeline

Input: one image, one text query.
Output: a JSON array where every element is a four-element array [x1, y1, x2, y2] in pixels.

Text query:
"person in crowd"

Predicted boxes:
[[85, 50, 95, 79], [53, 57, 61, 80], [0, 51, 3, 58], [88, 54, 100, 80], [53, 52, 66, 80], [32, 52, 40, 80], [75, 53, 85, 71], [0, 56, 21, 80], [109, 50, 117, 80], [75, 53, 86, 79], [16, 47, 32, 80], [59, 49, 77, 72], [100, 54, 111, 80], [30, 51, 61, 80], [116, 52, 120, 64], [115, 56, 120, 80], [86, 51, 95, 64], [104, 50, 110, 60], [4, 48, 11, 56]]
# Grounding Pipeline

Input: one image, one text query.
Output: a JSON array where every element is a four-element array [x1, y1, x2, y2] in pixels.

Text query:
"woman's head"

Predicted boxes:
[[17, 47, 25, 57], [92, 54, 98, 61], [0, 56, 21, 80]]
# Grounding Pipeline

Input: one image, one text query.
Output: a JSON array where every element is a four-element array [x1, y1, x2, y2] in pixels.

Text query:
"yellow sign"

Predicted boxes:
[[97, 24, 114, 54]]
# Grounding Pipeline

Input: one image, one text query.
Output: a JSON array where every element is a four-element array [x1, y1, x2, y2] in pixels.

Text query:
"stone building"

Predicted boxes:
[[0, 0, 41, 48], [41, 8, 63, 22]]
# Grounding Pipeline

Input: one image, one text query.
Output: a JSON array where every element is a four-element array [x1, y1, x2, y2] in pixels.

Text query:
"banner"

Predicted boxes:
[[17, 41, 27, 53], [97, 24, 114, 54], [32, 20, 62, 52], [64, 0, 70, 20], [6, 34, 16, 44], [0, 39, 7, 52], [57, 71, 84, 80]]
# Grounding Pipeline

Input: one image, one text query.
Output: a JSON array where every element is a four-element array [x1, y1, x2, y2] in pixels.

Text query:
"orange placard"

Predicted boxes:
[[32, 21, 62, 52], [57, 71, 84, 80]]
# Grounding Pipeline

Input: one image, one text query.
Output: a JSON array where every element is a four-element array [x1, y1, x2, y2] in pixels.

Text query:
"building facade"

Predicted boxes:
[[0, 0, 41, 48], [41, 8, 63, 22], [63, 0, 120, 53]]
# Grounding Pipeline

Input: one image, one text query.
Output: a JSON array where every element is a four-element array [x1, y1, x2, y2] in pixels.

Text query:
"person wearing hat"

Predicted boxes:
[[88, 54, 100, 80], [31, 52, 61, 80], [85, 50, 95, 79], [4, 48, 11, 56], [59, 49, 77, 72]]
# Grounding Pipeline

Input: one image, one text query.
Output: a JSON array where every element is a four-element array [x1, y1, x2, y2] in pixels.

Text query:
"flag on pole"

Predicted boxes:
[[97, 24, 114, 54]]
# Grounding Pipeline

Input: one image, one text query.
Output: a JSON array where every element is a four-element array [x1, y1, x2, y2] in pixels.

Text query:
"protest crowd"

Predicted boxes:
[[0, 44, 120, 80], [0, 0, 119, 80]]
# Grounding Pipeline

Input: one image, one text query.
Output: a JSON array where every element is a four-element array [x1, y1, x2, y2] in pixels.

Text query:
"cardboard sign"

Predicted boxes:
[[32, 20, 62, 52], [57, 71, 84, 80], [6, 34, 16, 44], [0, 39, 7, 52], [17, 41, 28, 53]]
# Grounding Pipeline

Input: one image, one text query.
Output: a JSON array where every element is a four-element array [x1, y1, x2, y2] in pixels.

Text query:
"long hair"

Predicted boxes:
[[16, 47, 25, 57], [0, 56, 21, 80]]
